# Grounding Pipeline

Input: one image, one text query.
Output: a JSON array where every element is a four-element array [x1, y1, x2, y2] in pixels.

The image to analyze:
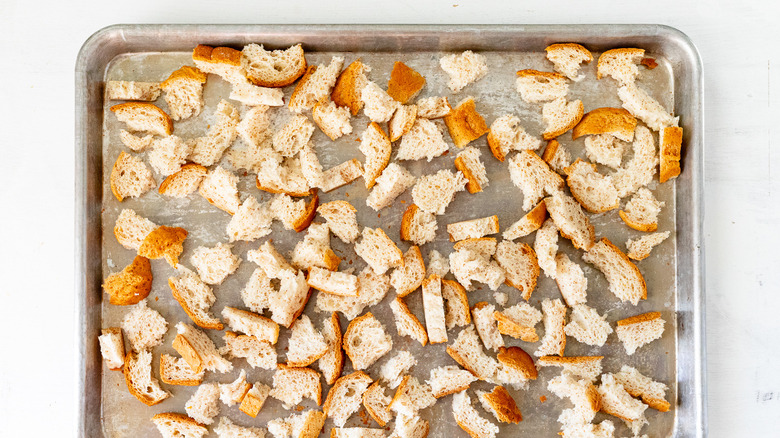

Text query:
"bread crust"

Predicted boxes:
[[660, 126, 683, 183], [168, 277, 224, 330], [123, 351, 167, 406], [192, 44, 241, 66], [618, 210, 658, 232], [255, 179, 315, 198], [496, 346, 537, 380], [399, 204, 419, 242], [151, 412, 206, 429], [454, 154, 483, 193], [388, 104, 418, 142], [444, 98, 488, 148], [481, 385, 523, 423], [392, 297, 428, 346], [159, 354, 203, 386], [595, 237, 648, 300], [442, 279, 471, 326], [543, 99, 584, 140], [387, 61, 426, 104], [520, 202, 548, 235], [110, 102, 173, 136], [288, 64, 318, 111], [494, 311, 538, 342], [362, 122, 392, 189], [172, 333, 203, 374], [239, 386, 266, 417], [596, 48, 646, 80], [102, 255, 153, 305], [101, 327, 125, 371], [276, 364, 324, 405], [293, 192, 319, 232], [572, 107, 637, 141], [324, 312, 344, 385], [322, 370, 372, 416], [298, 410, 326, 438], [331, 59, 367, 115], [486, 129, 507, 162], [537, 355, 604, 366], [161, 65, 208, 88], [515, 69, 567, 81], [138, 225, 187, 267], [545, 43, 593, 60], [159, 163, 208, 196], [617, 311, 661, 326], [541, 139, 561, 165], [243, 44, 307, 88], [343, 312, 377, 371], [386, 374, 411, 412]]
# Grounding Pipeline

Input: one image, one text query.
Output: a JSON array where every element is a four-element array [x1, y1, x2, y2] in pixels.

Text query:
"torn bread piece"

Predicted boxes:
[[619, 187, 664, 232], [174, 322, 232, 373], [291, 222, 341, 271], [102, 255, 152, 306], [477, 386, 523, 424], [121, 299, 168, 352], [444, 97, 489, 148], [564, 159, 620, 213], [312, 98, 353, 140], [487, 114, 542, 162], [331, 427, 386, 437], [160, 353, 204, 386], [189, 99, 240, 166], [535, 299, 567, 357], [536, 356, 603, 382], [554, 253, 588, 306], [323, 371, 374, 427], [273, 115, 315, 157], [400, 204, 438, 246], [389, 414, 429, 438], [219, 369, 251, 407], [455, 146, 489, 193], [366, 162, 416, 211], [515, 69, 569, 103], [269, 193, 319, 232], [317, 200, 360, 244], [111, 102, 172, 137], [542, 97, 584, 140], [185, 383, 220, 425], [269, 365, 322, 408], [315, 266, 390, 320], [221, 331, 277, 370], [110, 151, 155, 201], [299, 143, 326, 189], [169, 267, 223, 330], [610, 126, 658, 198], [495, 346, 537, 389], [428, 365, 478, 398], [226, 196, 273, 242], [247, 241, 295, 279], [192, 44, 245, 84], [344, 312, 393, 370], [597, 373, 648, 427], [307, 267, 358, 296], [502, 201, 547, 240], [360, 122, 393, 189], [198, 166, 240, 215], [270, 270, 312, 328], [471, 302, 503, 352], [545, 192, 596, 251], [214, 417, 265, 437], [355, 227, 404, 275], [597, 48, 645, 85], [582, 238, 647, 305], [446, 325, 499, 381], [541, 138, 572, 174], [240, 382, 271, 418], [659, 126, 683, 182], [267, 409, 326, 438], [442, 279, 471, 329], [452, 391, 499, 438], [618, 82, 678, 132], [545, 43, 593, 81], [380, 350, 417, 389], [289, 56, 344, 113], [534, 219, 559, 279], [106, 80, 161, 101], [241, 43, 307, 88], [416, 96, 451, 119], [626, 231, 670, 261], [449, 248, 506, 291], [440, 50, 488, 93], [494, 302, 542, 342], [508, 150, 565, 211], [152, 413, 207, 438], [99, 328, 125, 370], [159, 163, 208, 198], [241, 268, 274, 314], [564, 304, 613, 347], [123, 350, 170, 406], [161, 65, 207, 121], [361, 81, 401, 123], [148, 136, 193, 176], [318, 313, 344, 386], [120, 130, 154, 152], [387, 61, 426, 103], [614, 365, 670, 412], [236, 105, 272, 152], [412, 169, 467, 215], [388, 104, 418, 142], [363, 382, 394, 426], [230, 81, 284, 106], [390, 245, 426, 297], [390, 297, 428, 346], [422, 275, 448, 344], [332, 58, 370, 116], [427, 250, 449, 277], [616, 312, 665, 355], [547, 371, 601, 424], [190, 243, 240, 285], [221, 307, 279, 344], [286, 314, 329, 367], [584, 133, 626, 169], [387, 376, 436, 417], [256, 152, 311, 197], [572, 107, 637, 142], [454, 238, 497, 257], [396, 118, 448, 161], [495, 240, 539, 300]]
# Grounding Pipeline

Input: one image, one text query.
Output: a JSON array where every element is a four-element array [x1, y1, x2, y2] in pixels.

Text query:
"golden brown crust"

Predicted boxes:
[[597, 237, 648, 300], [517, 202, 548, 236], [172, 334, 203, 374], [192, 44, 241, 66], [151, 412, 206, 429], [159, 354, 203, 386], [618, 210, 658, 232], [538, 355, 604, 366], [386, 375, 411, 412], [445, 347, 481, 379], [326, 312, 344, 385], [102, 255, 153, 306], [453, 237, 497, 253], [161, 65, 208, 89], [396, 245, 425, 298], [544, 43, 593, 62], [393, 297, 428, 345], [323, 371, 372, 416], [110, 102, 173, 136], [454, 154, 482, 193], [288, 64, 317, 111], [158, 163, 208, 196], [331, 59, 366, 116], [541, 139, 560, 165], [494, 311, 538, 342], [597, 48, 646, 80], [486, 129, 508, 162], [388, 104, 418, 142], [641, 395, 671, 412], [363, 122, 392, 189], [298, 410, 326, 438], [660, 126, 683, 183], [254, 180, 315, 198], [362, 381, 390, 426], [169, 277, 224, 330], [497, 346, 538, 380], [572, 107, 637, 140], [585, 381, 602, 413], [123, 351, 166, 406], [244, 44, 307, 88], [239, 387, 266, 417], [321, 249, 342, 271], [442, 279, 471, 326], [444, 98, 489, 148], [543, 100, 584, 140], [387, 62, 426, 104], [481, 385, 523, 423], [292, 192, 319, 233], [399, 204, 419, 242], [137, 225, 187, 268], [287, 287, 314, 329], [617, 311, 662, 326]]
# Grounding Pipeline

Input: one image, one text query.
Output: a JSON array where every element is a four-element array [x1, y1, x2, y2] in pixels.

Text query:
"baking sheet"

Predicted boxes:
[[77, 24, 705, 438]]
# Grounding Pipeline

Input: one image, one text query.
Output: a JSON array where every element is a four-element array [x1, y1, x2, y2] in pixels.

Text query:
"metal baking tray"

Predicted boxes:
[[76, 24, 705, 437]]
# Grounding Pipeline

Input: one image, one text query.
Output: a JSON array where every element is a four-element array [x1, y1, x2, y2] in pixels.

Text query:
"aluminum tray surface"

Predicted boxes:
[[76, 24, 705, 438]]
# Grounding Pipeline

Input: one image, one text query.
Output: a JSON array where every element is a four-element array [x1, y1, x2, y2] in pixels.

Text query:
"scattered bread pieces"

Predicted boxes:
[[99, 328, 125, 370], [360, 122, 393, 189], [494, 302, 542, 342], [564, 159, 620, 213], [366, 162, 416, 211], [318, 313, 344, 386], [107, 80, 161, 101], [111, 102, 173, 137], [534, 298, 567, 357], [564, 304, 613, 347], [313, 98, 353, 140], [508, 150, 565, 211], [442, 279, 471, 329], [487, 114, 542, 162], [361, 81, 401, 123], [241, 43, 307, 88], [169, 267, 223, 330], [515, 69, 569, 103], [582, 238, 647, 305], [315, 266, 391, 320], [626, 231, 670, 261], [572, 107, 637, 142], [269, 365, 322, 408], [390, 297, 428, 346], [472, 302, 504, 352], [659, 126, 683, 182], [412, 169, 467, 215], [440, 50, 488, 93], [387, 61, 426, 103], [477, 386, 523, 424], [344, 312, 393, 370], [161, 65, 207, 120], [597, 48, 645, 85], [323, 371, 373, 427], [124, 349, 170, 406], [452, 391, 499, 438], [444, 97, 489, 148], [151, 412, 207, 438], [542, 97, 584, 140], [388, 104, 418, 142], [618, 82, 679, 132], [160, 353, 204, 386], [446, 325, 499, 381], [121, 299, 168, 352], [173, 322, 233, 373], [545, 43, 593, 81], [332, 58, 371, 116], [103, 255, 152, 305], [110, 151, 155, 201], [616, 312, 665, 355], [417, 96, 452, 118], [286, 315, 329, 367], [536, 355, 603, 382], [495, 240, 539, 300], [545, 192, 596, 251], [502, 202, 547, 240], [192, 44, 246, 85], [396, 118, 449, 161], [614, 365, 670, 412], [400, 204, 438, 246], [554, 253, 588, 306]]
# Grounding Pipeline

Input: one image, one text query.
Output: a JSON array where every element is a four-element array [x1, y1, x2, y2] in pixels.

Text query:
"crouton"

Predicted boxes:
[[582, 238, 647, 305], [444, 97, 489, 148], [440, 51, 488, 93], [387, 61, 426, 103], [241, 43, 307, 87], [545, 43, 593, 81], [515, 69, 568, 103], [487, 114, 542, 162]]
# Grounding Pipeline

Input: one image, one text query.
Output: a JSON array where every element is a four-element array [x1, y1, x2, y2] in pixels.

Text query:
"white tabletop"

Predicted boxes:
[[1, 0, 778, 436]]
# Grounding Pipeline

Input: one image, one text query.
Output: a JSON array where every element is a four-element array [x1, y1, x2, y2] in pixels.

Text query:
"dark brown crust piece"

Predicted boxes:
[[103, 255, 153, 306]]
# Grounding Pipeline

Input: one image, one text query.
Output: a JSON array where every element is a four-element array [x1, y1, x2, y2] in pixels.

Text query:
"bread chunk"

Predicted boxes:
[[444, 97, 489, 148], [487, 114, 542, 162], [545, 43, 593, 81], [241, 43, 307, 87], [110, 151, 155, 201], [111, 102, 172, 137], [440, 51, 488, 93], [515, 69, 568, 103], [106, 80, 161, 101], [161, 65, 207, 120]]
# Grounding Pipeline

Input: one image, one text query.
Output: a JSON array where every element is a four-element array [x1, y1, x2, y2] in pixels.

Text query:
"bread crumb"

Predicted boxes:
[[540, 395, 547, 403], [641, 58, 658, 69]]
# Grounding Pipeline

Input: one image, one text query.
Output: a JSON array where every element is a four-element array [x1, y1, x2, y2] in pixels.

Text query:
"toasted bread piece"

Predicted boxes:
[[214, 417, 265, 437], [230, 81, 285, 106], [597, 48, 645, 85], [355, 227, 404, 275], [363, 382, 394, 426], [148, 136, 193, 176], [99, 328, 125, 370], [477, 386, 522, 424], [173, 322, 233, 373], [110, 151, 155, 201], [256, 153, 312, 198], [269, 365, 323, 408], [584, 133, 626, 169], [121, 299, 168, 352], [597, 373, 648, 423], [541, 138, 572, 174], [159, 163, 208, 198], [289, 56, 344, 113], [387, 61, 426, 103], [219, 369, 251, 407], [545, 43, 593, 81], [448, 248, 505, 291], [239, 382, 271, 418], [390, 246, 426, 297], [536, 355, 603, 382], [299, 144, 326, 189], [554, 253, 588, 306], [220, 331, 276, 369], [417, 96, 452, 119], [471, 302, 503, 352], [618, 82, 678, 131], [366, 162, 416, 211], [106, 81, 161, 101], [572, 107, 637, 142], [103, 255, 152, 306], [322, 159, 364, 193], [286, 315, 329, 367], [400, 204, 438, 246], [496, 346, 537, 386], [582, 238, 647, 305], [502, 202, 547, 241], [240, 268, 274, 314], [440, 51, 488, 93], [454, 146, 489, 193], [137, 224, 187, 268], [271, 270, 312, 328], [421, 275, 448, 344], [495, 241, 539, 300], [273, 114, 315, 158], [221, 307, 279, 345], [494, 302, 542, 342], [564, 160, 619, 213], [564, 304, 613, 347], [611, 126, 658, 198], [160, 353, 204, 386], [544, 192, 596, 251], [169, 268, 223, 330], [515, 69, 568, 103], [396, 117, 449, 161], [269, 193, 319, 232], [161, 65, 207, 120], [487, 114, 542, 162], [447, 216, 499, 242], [344, 312, 393, 370], [442, 279, 470, 329], [614, 365, 670, 412], [379, 351, 416, 388], [124, 350, 170, 406], [291, 222, 341, 272], [267, 410, 326, 438], [508, 150, 565, 211], [111, 102, 173, 137], [185, 383, 220, 425], [197, 166, 240, 215], [318, 313, 344, 386], [360, 122, 393, 189], [387, 376, 436, 417], [427, 365, 478, 398], [453, 237, 497, 257], [616, 312, 665, 355], [542, 97, 584, 140], [151, 412, 207, 438], [626, 231, 670, 261], [452, 391, 499, 438], [412, 169, 467, 215], [313, 98, 353, 140], [534, 299, 567, 357], [659, 126, 683, 182], [308, 267, 358, 296], [119, 130, 154, 152], [192, 44, 245, 84], [390, 297, 428, 346], [323, 371, 373, 427], [389, 414, 429, 438], [446, 326, 499, 381], [547, 371, 601, 424], [241, 43, 307, 87], [444, 97, 488, 148], [361, 81, 400, 123], [332, 59, 371, 115], [247, 240, 296, 279], [317, 200, 359, 244]]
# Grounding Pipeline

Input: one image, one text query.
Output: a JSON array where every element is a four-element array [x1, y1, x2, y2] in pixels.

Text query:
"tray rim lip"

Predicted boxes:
[[75, 23, 705, 437]]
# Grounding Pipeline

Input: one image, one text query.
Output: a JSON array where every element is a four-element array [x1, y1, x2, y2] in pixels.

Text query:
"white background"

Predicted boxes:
[[1, 0, 778, 436]]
